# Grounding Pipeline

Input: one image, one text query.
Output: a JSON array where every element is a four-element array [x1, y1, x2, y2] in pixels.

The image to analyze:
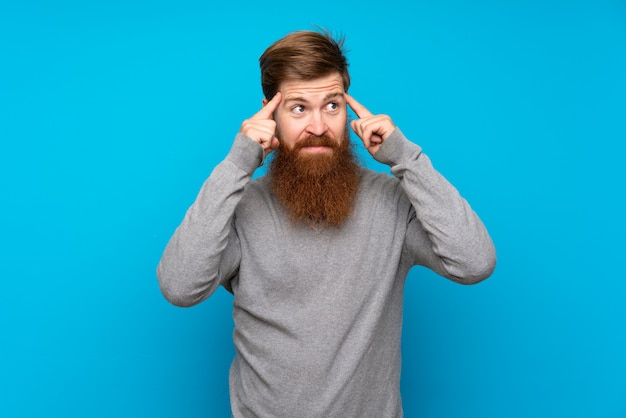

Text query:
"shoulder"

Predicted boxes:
[[358, 167, 400, 194], [236, 175, 273, 217], [357, 167, 410, 208], [244, 174, 271, 196]]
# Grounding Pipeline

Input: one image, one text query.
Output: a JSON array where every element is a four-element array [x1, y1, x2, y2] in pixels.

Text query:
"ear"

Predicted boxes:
[[262, 98, 268, 107]]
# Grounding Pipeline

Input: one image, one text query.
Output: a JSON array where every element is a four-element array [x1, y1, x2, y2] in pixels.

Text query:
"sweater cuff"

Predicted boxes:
[[225, 133, 265, 173], [372, 128, 422, 167]]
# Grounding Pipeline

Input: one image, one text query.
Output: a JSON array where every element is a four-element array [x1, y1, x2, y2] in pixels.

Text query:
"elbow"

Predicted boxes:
[[457, 255, 496, 285], [157, 264, 203, 308], [159, 286, 198, 308], [448, 245, 497, 285], [158, 279, 197, 308]]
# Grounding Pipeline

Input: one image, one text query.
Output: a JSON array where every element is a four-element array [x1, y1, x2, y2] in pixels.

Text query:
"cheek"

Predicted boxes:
[[330, 118, 348, 139], [276, 120, 305, 148], [278, 119, 306, 139]]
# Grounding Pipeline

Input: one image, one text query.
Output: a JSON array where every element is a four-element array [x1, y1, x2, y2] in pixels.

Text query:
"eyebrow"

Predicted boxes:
[[284, 91, 345, 104], [324, 91, 345, 101]]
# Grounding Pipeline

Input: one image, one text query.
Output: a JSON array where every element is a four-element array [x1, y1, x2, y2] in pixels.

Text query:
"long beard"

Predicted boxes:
[[269, 128, 360, 228]]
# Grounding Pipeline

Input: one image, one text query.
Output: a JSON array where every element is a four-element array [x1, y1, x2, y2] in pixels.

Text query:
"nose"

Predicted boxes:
[[305, 111, 328, 136]]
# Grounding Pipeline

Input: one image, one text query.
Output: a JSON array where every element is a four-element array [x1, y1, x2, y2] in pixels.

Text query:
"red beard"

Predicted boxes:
[[269, 129, 360, 227]]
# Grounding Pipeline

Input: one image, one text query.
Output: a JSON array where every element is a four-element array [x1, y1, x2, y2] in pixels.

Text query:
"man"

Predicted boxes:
[[157, 30, 496, 417]]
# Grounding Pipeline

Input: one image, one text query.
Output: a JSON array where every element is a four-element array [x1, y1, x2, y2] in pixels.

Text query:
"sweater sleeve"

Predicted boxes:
[[373, 128, 496, 284], [156, 134, 264, 306]]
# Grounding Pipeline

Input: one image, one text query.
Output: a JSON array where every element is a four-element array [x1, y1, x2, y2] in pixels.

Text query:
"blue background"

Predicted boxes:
[[1, 0, 625, 417]]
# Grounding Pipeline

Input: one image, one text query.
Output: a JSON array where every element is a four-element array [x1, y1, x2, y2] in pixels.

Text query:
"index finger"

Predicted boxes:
[[345, 94, 373, 119], [253, 91, 282, 120]]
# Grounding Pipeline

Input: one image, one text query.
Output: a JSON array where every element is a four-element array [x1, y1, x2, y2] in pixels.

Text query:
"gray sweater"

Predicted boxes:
[[157, 128, 496, 417]]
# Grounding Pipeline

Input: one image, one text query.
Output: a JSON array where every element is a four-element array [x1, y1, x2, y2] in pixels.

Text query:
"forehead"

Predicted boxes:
[[279, 73, 345, 101]]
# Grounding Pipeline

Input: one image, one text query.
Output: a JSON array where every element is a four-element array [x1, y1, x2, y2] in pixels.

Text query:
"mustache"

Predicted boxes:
[[290, 135, 339, 151]]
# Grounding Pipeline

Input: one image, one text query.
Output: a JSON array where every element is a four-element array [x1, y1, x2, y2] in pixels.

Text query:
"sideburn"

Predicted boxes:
[[269, 133, 360, 228]]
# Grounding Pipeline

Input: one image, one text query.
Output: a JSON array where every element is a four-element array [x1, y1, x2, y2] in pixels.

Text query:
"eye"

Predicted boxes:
[[326, 102, 339, 112], [291, 105, 305, 114]]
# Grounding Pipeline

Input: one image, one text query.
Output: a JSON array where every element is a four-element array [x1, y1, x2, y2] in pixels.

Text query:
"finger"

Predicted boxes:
[[359, 117, 381, 139], [253, 91, 282, 120], [345, 94, 373, 119], [358, 115, 395, 142], [268, 137, 280, 152], [240, 119, 276, 139], [351, 119, 370, 149], [244, 124, 275, 140]]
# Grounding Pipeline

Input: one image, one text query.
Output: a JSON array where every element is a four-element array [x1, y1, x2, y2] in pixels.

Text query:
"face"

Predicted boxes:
[[265, 72, 347, 155]]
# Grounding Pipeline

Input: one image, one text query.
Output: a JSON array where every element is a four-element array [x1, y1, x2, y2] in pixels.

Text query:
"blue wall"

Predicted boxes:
[[1, 1, 625, 417]]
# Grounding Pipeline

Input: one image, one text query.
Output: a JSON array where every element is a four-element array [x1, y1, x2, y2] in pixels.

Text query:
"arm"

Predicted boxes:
[[157, 93, 283, 306], [375, 129, 496, 284], [346, 94, 496, 284], [157, 134, 263, 306]]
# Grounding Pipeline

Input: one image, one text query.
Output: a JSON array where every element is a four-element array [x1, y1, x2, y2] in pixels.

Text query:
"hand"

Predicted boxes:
[[346, 94, 395, 155], [240, 92, 282, 157]]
